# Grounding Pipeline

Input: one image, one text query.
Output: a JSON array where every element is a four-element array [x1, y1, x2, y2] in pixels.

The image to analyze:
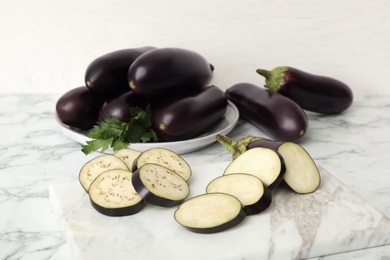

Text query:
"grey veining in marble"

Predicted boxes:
[[0, 93, 390, 259]]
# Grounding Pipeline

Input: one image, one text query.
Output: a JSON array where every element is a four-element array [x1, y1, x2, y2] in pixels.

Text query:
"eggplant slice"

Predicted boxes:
[[132, 163, 190, 207], [174, 193, 246, 234], [113, 148, 141, 171], [89, 169, 144, 216], [79, 155, 129, 192], [206, 173, 272, 215], [277, 142, 321, 193], [132, 148, 192, 181], [223, 147, 286, 190]]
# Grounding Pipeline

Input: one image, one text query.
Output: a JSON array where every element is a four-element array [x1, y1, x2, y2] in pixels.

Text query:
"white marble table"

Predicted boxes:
[[0, 93, 389, 259]]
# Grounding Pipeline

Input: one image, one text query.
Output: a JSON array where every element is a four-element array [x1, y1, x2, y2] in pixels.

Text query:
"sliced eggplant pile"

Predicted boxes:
[[89, 169, 144, 216], [206, 173, 272, 215], [174, 193, 246, 234], [132, 148, 192, 181], [113, 148, 141, 171], [132, 163, 190, 207], [79, 155, 129, 192], [223, 147, 286, 190]]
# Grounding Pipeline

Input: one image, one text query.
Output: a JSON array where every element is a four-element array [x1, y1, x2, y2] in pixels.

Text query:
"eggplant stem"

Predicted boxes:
[[256, 66, 288, 94], [216, 134, 236, 153]]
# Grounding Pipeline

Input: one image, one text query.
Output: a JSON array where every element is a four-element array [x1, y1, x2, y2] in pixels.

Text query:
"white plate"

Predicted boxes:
[[55, 101, 239, 154]]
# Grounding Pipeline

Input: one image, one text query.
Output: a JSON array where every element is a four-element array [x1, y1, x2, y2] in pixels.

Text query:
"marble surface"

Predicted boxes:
[[0, 93, 389, 259], [49, 162, 390, 260]]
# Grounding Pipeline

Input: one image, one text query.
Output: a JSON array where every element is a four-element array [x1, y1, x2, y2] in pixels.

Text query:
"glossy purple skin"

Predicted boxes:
[[85, 46, 156, 94], [128, 48, 213, 97], [226, 83, 308, 142], [56, 86, 106, 129], [98, 90, 150, 122], [152, 86, 228, 142], [280, 67, 353, 114]]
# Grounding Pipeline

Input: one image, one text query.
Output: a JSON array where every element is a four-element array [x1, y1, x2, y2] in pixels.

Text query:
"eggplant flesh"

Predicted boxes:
[[132, 163, 190, 207], [206, 173, 272, 215], [85, 46, 156, 94], [56, 86, 106, 130], [152, 85, 228, 142], [257, 66, 353, 114], [128, 47, 213, 97], [249, 139, 320, 194], [174, 193, 246, 234], [224, 147, 286, 190], [132, 148, 192, 181], [79, 155, 129, 192], [113, 148, 141, 171], [226, 83, 307, 142], [89, 169, 144, 216]]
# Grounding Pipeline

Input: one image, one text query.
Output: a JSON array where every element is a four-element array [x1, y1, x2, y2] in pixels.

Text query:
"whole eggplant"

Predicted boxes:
[[85, 46, 156, 94], [256, 66, 353, 114], [128, 48, 213, 97], [56, 86, 106, 129], [152, 85, 227, 142], [99, 90, 149, 122], [226, 83, 308, 142]]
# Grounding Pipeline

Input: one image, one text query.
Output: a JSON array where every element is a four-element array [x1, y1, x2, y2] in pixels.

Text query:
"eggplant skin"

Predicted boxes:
[[56, 86, 106, 129], [98, 90, 149, 122], [152, 86, 228, 142], [226, 83, 308, 142], [85, 46, 156, 94], [128, 47, 213, 97], [258, 67, 353, 114]]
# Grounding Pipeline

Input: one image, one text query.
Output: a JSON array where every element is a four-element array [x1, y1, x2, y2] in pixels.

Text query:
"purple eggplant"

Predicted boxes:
[[256, 66, 353, 114], [56, 86, 106, 129], [85, 46, 156, 94], [128, 48, 213, 97], [98, 90, 149, 122], [226, 83, 308, 142], [152, 86, 227, 141]]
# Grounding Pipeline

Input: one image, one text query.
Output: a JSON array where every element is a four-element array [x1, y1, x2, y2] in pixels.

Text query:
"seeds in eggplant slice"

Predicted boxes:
[[223, 147, 285, 190], [132, 148, 191, 181], [206, 173, 272, 215], [132, 163, 190, 207], [277, 142, 320, 193], [79, 155, 129, 192], [89, 169, 144, 216], [174, 193, 246, 234], [113, 148, 141, 171]]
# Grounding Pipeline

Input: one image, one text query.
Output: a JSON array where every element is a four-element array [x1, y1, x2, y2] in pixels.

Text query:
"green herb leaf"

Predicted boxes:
[[81, 104, 159, 155]]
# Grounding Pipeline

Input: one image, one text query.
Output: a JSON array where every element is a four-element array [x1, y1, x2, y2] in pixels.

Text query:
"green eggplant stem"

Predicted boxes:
[[216, 134, 268, 160], [256, 66, 289, 94]]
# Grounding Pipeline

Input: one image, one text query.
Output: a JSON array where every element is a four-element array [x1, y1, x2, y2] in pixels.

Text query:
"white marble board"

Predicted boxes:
[[49, 162, 390, 260]]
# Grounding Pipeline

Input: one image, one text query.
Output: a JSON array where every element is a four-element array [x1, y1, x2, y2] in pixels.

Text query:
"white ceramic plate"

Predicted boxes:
[[55, 101, 239, 154]]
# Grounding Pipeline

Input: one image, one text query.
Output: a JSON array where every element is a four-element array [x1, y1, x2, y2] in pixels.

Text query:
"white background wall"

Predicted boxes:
[[1, 0, 389, 96]]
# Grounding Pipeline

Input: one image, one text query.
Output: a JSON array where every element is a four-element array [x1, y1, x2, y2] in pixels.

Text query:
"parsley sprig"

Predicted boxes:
[[81, 105, 159, 155]]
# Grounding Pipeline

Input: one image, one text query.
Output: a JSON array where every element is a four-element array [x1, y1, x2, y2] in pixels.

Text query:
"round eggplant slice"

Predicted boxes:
[[223, 147, 286, 190], [276, 142, 320, 194], [132, 163, 190, 207], [206, 173, 272, 215], [132, 148, 192, 181], [89, 169, 144, 216], [79, 155, 129, 192], [174, 193, 246, 234], [113, 148, 141, 171]]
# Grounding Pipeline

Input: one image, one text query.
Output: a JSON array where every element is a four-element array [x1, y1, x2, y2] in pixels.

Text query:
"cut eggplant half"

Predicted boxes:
[[132, 148, 192, 181], [276, 142, 320, 194], [79, 155, 129, 192], [174, 193, 246, 234], [132, 163, 190, 207], [223, 147, 286, 190], [206, 173, 272, 215], [113, 148, 141, 170], [89, 169, 144, 216]]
